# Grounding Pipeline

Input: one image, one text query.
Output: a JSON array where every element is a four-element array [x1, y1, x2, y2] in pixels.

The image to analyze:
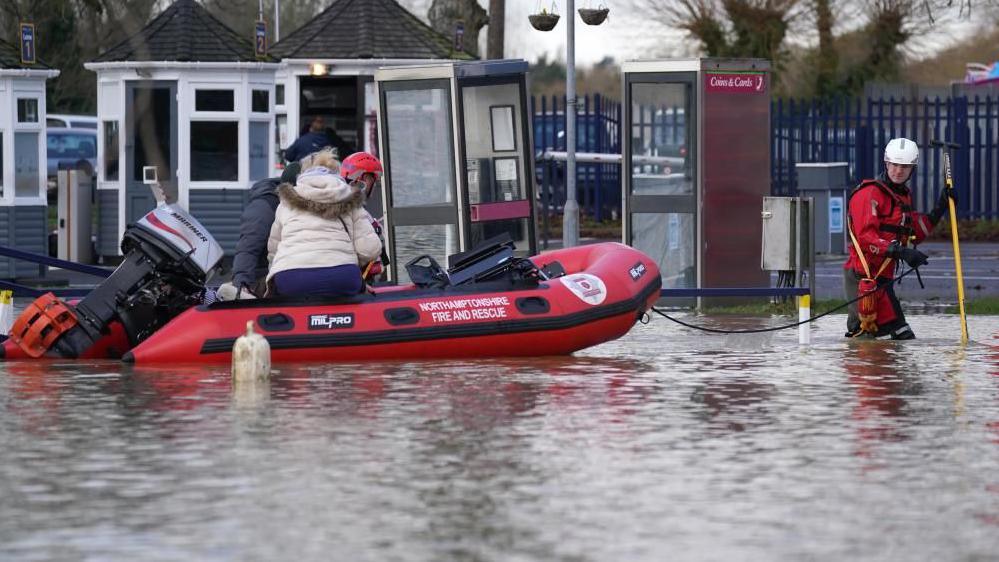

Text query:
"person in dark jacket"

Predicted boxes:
[[324, 127, 356, 160], [283, 117, 333, 163], [219, 163, 301, 299]]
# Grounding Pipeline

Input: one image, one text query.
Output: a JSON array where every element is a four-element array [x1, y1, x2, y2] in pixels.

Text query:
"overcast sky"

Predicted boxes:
[[400, 1, 991, 68], [402, 0, 689, 66]]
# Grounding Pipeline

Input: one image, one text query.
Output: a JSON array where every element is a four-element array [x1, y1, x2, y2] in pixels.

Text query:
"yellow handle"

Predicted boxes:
[[946, 194, 968, 344]]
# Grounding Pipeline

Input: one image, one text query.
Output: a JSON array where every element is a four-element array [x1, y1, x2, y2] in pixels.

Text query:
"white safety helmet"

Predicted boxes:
[[884, 137, 919, 166]]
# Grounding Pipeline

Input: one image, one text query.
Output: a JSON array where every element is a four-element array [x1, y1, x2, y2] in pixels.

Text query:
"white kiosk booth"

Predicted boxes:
[[0, 39, 59, 278], [271, 0, 473, 161], [84, 0, 278, 260], [375, 60, 538, 282], [622, 58, 771, 303]]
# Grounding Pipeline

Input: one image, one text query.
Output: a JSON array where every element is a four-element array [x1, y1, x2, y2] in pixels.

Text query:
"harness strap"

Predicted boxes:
[[879, 224, 913, 235], [848, 217, 894, 280]]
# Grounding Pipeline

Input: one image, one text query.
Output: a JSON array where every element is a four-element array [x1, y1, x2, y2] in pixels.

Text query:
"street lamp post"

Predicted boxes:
[[529, 2, 607, 248], [563, 0, 578, 248]]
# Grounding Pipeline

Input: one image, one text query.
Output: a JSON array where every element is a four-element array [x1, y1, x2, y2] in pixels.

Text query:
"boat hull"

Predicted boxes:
[[127, 243, 661, 364]]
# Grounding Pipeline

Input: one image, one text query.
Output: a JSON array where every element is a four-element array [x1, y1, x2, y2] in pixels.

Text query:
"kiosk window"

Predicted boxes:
[[630, 82, 692, 196], [195, 90, 235, 112], [103, 121, 119, 181], [252, 90, 269, 113], [461, 83, 524, 205], [190, 121, 238, 181], [384, 87, 455, 206], [249, 121, 269, 180], [14, 132, 39, 197], [631, 212, 695, 288], [17, 99, 38, 123]]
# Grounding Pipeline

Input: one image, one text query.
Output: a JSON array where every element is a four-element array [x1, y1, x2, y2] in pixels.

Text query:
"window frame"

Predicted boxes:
[[188, 117, 241, 185], [193, 88, 236, 113], [13, 94, 44, 202], [102, 120, 120, 182]]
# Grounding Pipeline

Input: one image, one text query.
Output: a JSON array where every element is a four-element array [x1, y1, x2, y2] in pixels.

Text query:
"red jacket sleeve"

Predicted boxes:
[[911, 211, 933, 245], [848, 185, 892, 262]]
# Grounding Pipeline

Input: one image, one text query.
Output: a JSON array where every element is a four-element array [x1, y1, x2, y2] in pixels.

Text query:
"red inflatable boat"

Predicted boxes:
[[1, 242, 660, 363], [124, 242, 661, 364]]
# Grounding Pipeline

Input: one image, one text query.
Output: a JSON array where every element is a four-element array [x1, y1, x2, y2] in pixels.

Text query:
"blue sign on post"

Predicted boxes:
[[829, 196, 844, 233], [254, 20, 267, 59], [20, 23, 35, 65], [454, 21, 465, 52]]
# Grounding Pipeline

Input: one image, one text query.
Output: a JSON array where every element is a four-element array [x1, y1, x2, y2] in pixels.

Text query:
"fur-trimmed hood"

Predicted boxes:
[[277, 170, 362, 219]]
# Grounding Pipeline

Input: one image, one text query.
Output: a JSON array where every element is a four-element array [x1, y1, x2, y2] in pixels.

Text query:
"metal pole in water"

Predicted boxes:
[[563, 0, 579, 248]]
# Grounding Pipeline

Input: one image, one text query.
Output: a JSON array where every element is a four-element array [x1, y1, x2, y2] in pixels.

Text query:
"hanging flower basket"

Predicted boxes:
[[578, 7, 609, 25], [529, 12, 560, 32]]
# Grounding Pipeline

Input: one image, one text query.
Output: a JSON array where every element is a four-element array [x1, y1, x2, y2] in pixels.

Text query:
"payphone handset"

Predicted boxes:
[[466, 158, 494, 204]]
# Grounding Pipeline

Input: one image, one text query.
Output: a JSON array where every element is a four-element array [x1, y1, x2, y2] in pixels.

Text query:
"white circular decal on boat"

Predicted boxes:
[[560, 273, 607, 305]]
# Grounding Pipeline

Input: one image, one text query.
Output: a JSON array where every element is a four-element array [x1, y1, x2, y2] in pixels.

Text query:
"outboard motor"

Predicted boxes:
[[10, 203, 223, 358]]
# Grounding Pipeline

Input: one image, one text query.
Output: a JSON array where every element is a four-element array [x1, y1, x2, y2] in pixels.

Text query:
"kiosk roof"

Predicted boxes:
[[272, 0, 474, 61]]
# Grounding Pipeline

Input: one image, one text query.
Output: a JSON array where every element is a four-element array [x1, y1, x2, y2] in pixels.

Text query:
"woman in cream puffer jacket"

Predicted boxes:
[[266, 150, 382, 297]]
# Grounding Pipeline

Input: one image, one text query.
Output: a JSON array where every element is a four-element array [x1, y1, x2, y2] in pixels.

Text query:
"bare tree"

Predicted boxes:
[[203, 0, 325, 42], [0, 0, 159, 112], [633, 0, 801, 66], [428, 0, 488, 57]]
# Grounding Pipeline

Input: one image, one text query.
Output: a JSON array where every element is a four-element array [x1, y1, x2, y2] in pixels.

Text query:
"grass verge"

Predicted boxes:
[[694, 297, 999, 316], [697, 299, 849, 316]]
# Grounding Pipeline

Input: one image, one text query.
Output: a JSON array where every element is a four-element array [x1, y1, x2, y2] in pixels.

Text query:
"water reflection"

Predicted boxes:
[[844, 342, 924, 467], [2, 315, 999, 560], [690, 377, 776, 433]]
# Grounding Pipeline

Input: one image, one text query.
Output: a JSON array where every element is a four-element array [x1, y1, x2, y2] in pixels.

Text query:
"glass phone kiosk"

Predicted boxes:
[[622, 58, 771, 303], [375, 60, 537, 282]]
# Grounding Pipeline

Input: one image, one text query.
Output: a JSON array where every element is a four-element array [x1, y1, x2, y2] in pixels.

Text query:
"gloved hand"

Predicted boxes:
[[929, 187, 956, 225], [887, 242, 928, 268]]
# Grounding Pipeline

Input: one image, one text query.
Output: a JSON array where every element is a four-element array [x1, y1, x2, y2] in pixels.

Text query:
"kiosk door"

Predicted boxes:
[[459, 79, 534, 255], [125, 81, 177, 223], [624, 73, 697, 292], [380, 80, 461, 281]]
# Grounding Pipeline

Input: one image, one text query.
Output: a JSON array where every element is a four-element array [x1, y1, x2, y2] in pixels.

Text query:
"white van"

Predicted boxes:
[[47, 114, 98, 130]]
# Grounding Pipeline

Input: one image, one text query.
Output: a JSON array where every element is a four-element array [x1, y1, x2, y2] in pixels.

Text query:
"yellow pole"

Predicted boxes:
[[943, 151, 968, 343]]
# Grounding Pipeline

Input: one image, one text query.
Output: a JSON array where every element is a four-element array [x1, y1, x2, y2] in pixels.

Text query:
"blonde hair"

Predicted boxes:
[[299, 147, 340, 174]]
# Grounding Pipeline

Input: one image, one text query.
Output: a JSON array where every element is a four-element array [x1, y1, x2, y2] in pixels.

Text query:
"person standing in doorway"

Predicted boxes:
[[283, 116, 332, 163], [843, 137, 953, 340]]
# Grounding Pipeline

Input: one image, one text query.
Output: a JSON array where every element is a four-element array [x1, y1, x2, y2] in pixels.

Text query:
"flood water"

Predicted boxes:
[[1, 313, 998, 561]]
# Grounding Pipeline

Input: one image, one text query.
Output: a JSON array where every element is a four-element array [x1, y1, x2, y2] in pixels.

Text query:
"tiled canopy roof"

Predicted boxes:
[[93, 0, 274, 63], [272, 0, 474, 61]]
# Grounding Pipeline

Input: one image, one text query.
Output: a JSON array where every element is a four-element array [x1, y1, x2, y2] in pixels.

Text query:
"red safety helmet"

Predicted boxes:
[[340, 152, 383, 183]]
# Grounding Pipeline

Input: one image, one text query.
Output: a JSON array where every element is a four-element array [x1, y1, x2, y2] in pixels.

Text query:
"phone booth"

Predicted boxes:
[[622, 58, 771, 303], [375, 60, 537, 282]]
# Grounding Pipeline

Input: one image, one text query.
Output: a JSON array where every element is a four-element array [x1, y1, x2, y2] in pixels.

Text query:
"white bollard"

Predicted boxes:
[[0, 289, 12, 338], [798, 294, 811, 345], [232, 321, 271, 382]]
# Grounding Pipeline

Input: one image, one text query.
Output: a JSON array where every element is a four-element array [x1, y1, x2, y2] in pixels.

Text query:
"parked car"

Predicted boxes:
[[47, 114, 98, 130], [47, 127, 97, 190]]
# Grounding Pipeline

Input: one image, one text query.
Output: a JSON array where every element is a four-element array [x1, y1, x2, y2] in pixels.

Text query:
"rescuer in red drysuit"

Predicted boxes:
[[844, 137, 953, 339]]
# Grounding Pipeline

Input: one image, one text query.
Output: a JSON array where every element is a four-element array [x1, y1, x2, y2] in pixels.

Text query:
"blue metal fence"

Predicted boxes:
[[772, 96, 999, 219], [530, 94, 621, 222]]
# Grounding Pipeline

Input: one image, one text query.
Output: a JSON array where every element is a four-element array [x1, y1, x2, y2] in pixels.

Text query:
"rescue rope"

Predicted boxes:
[[650, 266, 919, 335]]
